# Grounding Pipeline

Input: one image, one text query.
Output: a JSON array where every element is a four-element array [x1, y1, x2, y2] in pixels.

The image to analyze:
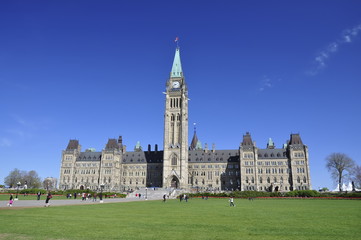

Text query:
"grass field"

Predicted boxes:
[[0, 198, 360, 240]]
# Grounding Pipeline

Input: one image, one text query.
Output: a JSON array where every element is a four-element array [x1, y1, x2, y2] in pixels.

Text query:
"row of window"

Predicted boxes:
[[122, 171, 146, 177], [294, 152, 305, 158], [74, 169, 97, 174], [68, 177, 112, 184], [190, 178, 241, 186], [191, 165, 227, 169], [124, 165, 147, 169], [192, 157, 226, 162], [243, 153, 254, 159], [258, 152, 286, 158], [295, 160, 305, 165], [76, 163, 98, 167], [169, 98, 182, 109], [192, 152, 232, 156], [249, 176, 287, 184], [123, 178, 145, 185]]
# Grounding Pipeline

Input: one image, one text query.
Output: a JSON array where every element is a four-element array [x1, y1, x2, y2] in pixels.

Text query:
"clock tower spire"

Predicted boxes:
[[163, 47, 189, 189]]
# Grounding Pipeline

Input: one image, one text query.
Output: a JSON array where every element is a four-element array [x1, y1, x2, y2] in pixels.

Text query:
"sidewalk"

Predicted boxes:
[[1, 197, 145, 208]]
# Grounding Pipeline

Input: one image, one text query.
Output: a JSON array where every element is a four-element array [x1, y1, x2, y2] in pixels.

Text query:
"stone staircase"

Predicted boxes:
[[126, 187, 174, 200], [126, 187, 190, 200]]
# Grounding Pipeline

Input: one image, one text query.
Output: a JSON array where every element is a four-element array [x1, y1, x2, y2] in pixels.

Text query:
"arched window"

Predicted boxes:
[[171, 155, 177, 165], [246, 177, 249, 183], [259, 177, 263, 183], [297, 176, 301, 183], [267, 177, 270, 183], [303, 176, 307, 183]]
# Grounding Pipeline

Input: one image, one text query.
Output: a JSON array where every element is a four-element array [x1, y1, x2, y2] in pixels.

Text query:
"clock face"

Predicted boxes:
[[172, 81, 180, 88]]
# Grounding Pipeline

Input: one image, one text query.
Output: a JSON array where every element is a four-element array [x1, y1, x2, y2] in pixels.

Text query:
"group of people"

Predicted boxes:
[[179, 194, 189, 202], [8, 192, 52, 207]]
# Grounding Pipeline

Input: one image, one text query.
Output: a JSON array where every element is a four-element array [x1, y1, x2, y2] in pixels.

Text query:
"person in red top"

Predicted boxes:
[[45, 192, 52, 207]]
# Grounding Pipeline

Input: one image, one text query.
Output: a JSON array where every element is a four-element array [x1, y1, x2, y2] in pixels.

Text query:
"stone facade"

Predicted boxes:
[[59, 48, 311, 192]]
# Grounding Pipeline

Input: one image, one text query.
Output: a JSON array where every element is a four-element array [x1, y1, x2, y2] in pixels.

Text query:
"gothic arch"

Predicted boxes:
[[170, 153, 178, 166]]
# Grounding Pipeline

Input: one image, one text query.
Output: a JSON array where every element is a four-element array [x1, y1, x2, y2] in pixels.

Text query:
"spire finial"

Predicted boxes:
[[193, 122, 196, 133], [175, 36, 179, 48]]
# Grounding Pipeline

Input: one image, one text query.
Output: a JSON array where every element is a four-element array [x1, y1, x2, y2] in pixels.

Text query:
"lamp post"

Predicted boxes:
[[15, 182, 21, 200], [99, 184, 104, 203], [145, 187, 148, 200]]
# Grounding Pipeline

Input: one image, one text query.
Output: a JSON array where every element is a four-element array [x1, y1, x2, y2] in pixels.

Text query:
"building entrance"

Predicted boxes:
[[171, 177, 179, 188]]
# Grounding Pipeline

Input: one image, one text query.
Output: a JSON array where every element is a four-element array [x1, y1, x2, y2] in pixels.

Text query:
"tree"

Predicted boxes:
[[43, 178, 55, 190], [4, 168, 22, 188], [351, 165, 361, 189], [326, 153, 355, 191], [24, 170, 42, 188], [4, 168, 42, 188], [320, 187, 329, 192]]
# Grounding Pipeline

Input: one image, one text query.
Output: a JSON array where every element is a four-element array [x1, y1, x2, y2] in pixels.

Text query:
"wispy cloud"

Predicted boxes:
[[259, 76, 272, 92], [308, 23, 361, 75], [259, 75, 283, 92], [0, 138, 12, 147]]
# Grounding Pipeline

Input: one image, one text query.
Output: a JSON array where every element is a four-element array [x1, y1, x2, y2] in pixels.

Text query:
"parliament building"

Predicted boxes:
[[59, 48, 311, 192]]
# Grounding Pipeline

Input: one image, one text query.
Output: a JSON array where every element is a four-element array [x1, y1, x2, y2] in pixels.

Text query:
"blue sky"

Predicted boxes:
[[1, 1, 360, 190]]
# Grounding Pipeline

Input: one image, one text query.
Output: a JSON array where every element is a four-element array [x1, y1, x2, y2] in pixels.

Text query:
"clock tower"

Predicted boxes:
[[163, 47, 189, 189]]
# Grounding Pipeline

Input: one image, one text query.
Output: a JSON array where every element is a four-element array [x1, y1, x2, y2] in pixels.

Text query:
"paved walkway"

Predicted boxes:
[[1, 197, 147, 208]]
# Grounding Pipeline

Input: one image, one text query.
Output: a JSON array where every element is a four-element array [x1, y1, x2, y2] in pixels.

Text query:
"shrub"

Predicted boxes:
[[284, 190, 320, 197]]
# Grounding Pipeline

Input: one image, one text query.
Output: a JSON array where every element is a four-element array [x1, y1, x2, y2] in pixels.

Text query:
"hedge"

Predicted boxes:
[[181, 190, 361, 199]]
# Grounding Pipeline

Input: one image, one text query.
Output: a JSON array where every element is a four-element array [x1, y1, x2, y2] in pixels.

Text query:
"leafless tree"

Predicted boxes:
[[4, 168, 42, 188], [326, 153, 355, 191], [4, 168, 22, 188], [351, 165, 361, 189], [43, 178, 55, 190]]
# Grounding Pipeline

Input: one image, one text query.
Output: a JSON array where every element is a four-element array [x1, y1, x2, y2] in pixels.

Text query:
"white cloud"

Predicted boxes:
[[259, 76, 272, 92], [309, 23, 361, 75]]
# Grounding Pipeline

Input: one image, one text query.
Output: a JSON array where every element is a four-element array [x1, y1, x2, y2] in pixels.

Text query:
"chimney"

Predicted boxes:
[[155, 144, 158, 153], [148, 144, 151, 152]]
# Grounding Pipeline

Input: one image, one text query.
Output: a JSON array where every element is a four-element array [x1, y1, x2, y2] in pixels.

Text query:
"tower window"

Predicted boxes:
[[172, 156, 177, 165]]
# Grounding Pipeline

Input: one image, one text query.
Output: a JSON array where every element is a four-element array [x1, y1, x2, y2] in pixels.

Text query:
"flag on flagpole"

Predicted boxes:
[[174, 37, 179, 42]]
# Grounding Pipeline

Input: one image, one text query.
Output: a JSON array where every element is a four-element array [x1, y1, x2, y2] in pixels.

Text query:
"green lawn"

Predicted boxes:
[[0, 198, 360, 240]]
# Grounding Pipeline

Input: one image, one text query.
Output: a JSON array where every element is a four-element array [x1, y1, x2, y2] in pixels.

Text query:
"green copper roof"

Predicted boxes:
[[196, 140, 202, 150], [134, 141, 142, 151], [171, 48, 183, 78], [267, 138, 275, 149]]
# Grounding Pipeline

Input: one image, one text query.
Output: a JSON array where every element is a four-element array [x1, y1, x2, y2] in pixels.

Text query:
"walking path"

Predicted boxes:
[[1, 197, 146, 208]]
